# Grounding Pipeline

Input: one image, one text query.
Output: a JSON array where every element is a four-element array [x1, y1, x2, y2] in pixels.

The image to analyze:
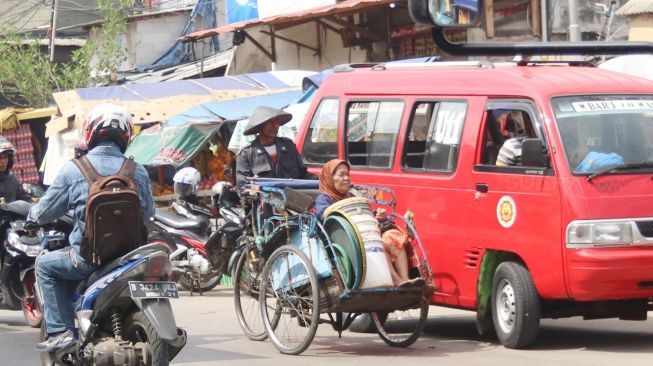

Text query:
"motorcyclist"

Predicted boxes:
[[0, 136, 30, 203], [27, 103, 155, 352]]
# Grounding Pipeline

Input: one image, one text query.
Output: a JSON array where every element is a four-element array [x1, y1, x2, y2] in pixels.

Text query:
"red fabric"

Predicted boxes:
[[382, 228, 407, 260]]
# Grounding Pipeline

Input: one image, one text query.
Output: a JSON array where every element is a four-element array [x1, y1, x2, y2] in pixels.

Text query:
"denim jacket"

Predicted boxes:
[[27, 142, 155, 256]]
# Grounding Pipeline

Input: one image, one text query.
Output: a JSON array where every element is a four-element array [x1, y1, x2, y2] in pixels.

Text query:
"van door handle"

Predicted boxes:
[[476, 183, 489, 193]]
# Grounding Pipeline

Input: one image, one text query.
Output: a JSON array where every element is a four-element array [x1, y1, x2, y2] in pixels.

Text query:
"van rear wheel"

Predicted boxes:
[[491, 261, 540, 349]]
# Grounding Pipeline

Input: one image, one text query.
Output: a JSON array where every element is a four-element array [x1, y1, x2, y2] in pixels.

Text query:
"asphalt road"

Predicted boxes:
[[1, 286, 652, 365]]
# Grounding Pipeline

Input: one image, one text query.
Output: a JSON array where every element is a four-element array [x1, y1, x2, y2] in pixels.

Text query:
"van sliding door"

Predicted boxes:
[[470, 100, 563, 300]]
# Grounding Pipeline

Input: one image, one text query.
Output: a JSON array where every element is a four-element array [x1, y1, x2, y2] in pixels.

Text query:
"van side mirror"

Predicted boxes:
[[408, 0, 653, 56], [521, 138, 548, 168], [409, 0, 480, 28]]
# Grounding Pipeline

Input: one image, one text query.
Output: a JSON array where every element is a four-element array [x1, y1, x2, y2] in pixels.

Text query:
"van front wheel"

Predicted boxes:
[[491, 261, 540, 349]]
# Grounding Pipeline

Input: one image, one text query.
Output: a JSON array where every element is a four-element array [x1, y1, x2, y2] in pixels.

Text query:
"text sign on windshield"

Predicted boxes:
[[571, 100, 653, 112]]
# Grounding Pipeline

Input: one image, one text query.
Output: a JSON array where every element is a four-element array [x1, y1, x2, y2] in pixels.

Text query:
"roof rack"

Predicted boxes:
[[514, 60, 596, 67], [332, 63, 381, 73], [375, 60, 495, 70]]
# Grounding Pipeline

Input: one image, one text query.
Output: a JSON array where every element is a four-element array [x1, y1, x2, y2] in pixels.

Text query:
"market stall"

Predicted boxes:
[[43, 70, 316, 185], [126, 88, 308, 202], [0, 107, 57, 185]]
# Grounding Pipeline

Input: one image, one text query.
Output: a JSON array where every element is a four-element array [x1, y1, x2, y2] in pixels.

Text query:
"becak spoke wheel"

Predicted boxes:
[[260, 245, 320, 355], [372, 300, 428, 347], [234, 251, 272, 341]]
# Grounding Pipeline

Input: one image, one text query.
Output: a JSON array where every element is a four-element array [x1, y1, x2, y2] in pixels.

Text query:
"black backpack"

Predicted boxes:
[[72, 155, 145, 265]]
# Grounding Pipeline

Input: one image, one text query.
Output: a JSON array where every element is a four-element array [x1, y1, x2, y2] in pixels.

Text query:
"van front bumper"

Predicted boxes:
[[567, 247, 653, 301]]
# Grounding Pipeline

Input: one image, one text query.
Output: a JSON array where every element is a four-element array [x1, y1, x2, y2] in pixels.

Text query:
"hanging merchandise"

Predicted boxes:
[[5, 124, 40, 184]]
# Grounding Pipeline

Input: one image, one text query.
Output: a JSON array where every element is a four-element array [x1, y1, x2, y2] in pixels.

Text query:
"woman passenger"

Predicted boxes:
[[314, 159, 423, 287]]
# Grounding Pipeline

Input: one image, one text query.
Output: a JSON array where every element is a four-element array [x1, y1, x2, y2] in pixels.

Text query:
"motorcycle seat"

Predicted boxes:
[[154, 208, 204, 231], [79, 242, 171, 292], [0, 200, 34, 217]]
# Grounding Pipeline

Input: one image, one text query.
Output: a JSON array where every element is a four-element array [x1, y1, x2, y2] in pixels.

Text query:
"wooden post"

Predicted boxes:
[[531, 0, 541, 37], [158, 166, 165, 185], [484, 0, 494, 38]]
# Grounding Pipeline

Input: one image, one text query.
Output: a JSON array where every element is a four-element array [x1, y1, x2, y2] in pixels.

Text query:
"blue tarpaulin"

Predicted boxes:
[[138, 0, 220, 72], [52, 70, 316, 126], [164, 89, 303, 126], [226, 0, 259, 24]]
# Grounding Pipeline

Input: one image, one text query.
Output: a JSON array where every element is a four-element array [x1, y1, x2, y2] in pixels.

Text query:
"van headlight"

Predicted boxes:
[[567, 221, 634, 248]]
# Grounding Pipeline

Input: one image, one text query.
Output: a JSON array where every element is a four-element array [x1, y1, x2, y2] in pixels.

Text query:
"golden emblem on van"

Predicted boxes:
[[496, 196, 517, 228]]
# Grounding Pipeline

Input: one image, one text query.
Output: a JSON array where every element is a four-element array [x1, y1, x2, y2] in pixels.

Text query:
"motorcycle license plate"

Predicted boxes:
[[128, 281, 179, 299]]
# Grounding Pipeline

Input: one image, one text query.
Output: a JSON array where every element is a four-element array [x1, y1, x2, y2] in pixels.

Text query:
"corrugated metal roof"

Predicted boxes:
[[122, 50, 232, 83], [57, 6, 195, 31], [616, 0, 653, 16], [17, 38, 86, 47], [182, 0, 395, 42]]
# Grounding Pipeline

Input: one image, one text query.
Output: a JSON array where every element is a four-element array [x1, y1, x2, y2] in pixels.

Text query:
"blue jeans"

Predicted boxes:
[[37, 248, 95, 334]]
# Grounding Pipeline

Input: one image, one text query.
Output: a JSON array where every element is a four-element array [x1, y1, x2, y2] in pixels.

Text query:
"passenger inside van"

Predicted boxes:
[[495, 111, 535, 166]]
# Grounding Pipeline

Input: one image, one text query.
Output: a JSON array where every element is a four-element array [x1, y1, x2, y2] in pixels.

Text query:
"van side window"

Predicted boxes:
[[402, 101, 467, 172], [481, 108, 537, 166], [346, 101, 403, 169], [302, 98, 339, 164]]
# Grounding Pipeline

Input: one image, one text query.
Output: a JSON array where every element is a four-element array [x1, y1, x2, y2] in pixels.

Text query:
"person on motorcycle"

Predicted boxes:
[[0, 135, 31, 203], [26, 103, 155, 352]]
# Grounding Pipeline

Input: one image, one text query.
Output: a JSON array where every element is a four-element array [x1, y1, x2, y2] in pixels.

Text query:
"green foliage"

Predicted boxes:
[[0, 0, 133, 107]]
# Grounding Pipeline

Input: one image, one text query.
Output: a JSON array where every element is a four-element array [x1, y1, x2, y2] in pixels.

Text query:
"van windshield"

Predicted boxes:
[[551, 95, 653, 174]]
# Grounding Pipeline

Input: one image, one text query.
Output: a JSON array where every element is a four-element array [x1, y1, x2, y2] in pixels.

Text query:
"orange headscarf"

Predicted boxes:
[[319, 159, 350, 202]]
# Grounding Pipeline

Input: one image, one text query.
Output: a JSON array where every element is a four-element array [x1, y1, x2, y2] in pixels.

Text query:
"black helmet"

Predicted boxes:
[[0, 136, 15, 170]]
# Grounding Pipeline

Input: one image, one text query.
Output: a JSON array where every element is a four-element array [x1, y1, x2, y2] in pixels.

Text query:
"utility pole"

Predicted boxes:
[[541, 0, 548, 42], [49, 0, 59, 62], [568, 0, 581, 42]]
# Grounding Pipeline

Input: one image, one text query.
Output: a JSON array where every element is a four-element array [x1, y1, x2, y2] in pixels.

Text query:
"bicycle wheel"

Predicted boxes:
[[260, 245, 320, 355], [234, 251, 267, 341], [372, 300, 428, 347]]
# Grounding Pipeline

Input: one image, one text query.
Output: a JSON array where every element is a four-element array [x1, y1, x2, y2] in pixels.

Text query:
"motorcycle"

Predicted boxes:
[[147, 182, 241, 293], [35, 242, 187, 366], [0, 200, 73, 328]]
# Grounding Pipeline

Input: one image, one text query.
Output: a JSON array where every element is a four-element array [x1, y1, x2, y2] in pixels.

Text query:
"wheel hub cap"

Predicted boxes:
[[496, 279, 516, 334]]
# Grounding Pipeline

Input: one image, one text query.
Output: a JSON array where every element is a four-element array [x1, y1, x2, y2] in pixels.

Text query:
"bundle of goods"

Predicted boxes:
[[3, 125, 40, 184], [152, 181, 174, 197], [324, 197, 394, 289], [193, 144, 235, 190]]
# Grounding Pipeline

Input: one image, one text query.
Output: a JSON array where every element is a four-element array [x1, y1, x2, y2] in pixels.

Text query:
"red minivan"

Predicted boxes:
[[295, 61, 653, 348]]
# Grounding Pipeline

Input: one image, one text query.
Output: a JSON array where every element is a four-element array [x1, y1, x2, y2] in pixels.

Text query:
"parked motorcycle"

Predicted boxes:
[[147, 181, 241, 293], [0, 200, 73, 327], [35, 242, 186, 366]]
